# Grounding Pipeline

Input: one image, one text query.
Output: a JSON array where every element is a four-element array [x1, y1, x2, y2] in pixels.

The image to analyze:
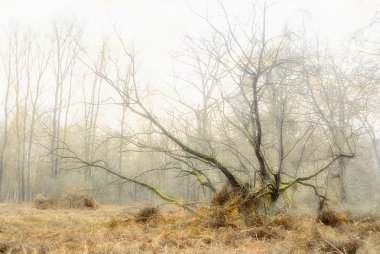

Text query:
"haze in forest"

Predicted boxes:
[[0, 0, 379, 216]]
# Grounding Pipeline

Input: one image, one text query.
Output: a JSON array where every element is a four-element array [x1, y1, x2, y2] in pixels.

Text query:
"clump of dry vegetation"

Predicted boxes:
[[32, 194, 58, 210], [200, 184, 270, 228], [318, 209, 349, 227], [32, 191, 98, 210], [63, 191, 98, 209], [136, 206, 159, 223], [317, 198, 349, 227]]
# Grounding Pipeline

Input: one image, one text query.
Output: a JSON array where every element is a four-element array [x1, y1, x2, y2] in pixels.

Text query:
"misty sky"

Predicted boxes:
[[0, 0, 378, 84]]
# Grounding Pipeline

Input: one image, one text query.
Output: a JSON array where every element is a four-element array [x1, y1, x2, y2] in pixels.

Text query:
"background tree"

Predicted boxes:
[[49, 20, 81, 187]]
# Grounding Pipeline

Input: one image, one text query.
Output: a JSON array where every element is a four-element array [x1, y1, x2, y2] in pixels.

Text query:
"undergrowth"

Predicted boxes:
[[1, 187, 378, 253]]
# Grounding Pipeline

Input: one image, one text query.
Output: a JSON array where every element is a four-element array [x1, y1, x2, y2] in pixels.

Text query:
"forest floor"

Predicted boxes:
[[0, 202, 379, 253]]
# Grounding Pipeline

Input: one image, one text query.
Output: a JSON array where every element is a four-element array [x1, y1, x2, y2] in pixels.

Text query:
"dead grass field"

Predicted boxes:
[[0, 202, 379, 254]]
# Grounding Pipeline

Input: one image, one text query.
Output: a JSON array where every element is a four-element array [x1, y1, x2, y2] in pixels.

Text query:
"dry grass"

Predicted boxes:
[[0, 202, 379, 253]]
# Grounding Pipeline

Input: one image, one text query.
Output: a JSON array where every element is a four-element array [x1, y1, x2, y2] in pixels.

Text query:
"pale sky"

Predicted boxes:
[[0, 0, 378, 82], [0, 0, 378, 126], [0, 0, 380, 82]]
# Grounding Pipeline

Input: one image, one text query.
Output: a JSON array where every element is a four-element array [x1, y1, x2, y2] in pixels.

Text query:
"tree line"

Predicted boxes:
[[0, 3, 379, 210]]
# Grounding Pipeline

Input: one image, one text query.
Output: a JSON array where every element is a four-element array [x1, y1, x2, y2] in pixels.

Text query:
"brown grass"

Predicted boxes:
[[0, 202, 379, 253]]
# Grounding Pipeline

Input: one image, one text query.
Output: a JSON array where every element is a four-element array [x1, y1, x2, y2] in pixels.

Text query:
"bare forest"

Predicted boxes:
[[0, 0, 380, 253]]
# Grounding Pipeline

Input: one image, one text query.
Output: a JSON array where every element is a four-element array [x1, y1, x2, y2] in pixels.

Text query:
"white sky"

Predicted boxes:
[[0, 0, 378, 127], [0, 0, 378, 82]]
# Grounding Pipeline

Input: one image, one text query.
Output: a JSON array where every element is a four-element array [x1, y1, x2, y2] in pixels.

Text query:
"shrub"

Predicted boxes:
[[32, 191, 98, 210], [32, 194, 58, 210], [63, 191, 98, 209]]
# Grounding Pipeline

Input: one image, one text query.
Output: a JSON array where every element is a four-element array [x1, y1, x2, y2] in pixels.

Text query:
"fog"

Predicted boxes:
[[0, 0, 379, 217]]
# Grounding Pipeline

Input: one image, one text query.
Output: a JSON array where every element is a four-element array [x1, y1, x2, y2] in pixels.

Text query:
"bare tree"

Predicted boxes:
[[81, 42, 104, 180], [50, 20, 81, 185], [8, 28, 28, 202], [68, 3, 355, 210], [0, 35, 14, 201], [25, 33, 51, 200]]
